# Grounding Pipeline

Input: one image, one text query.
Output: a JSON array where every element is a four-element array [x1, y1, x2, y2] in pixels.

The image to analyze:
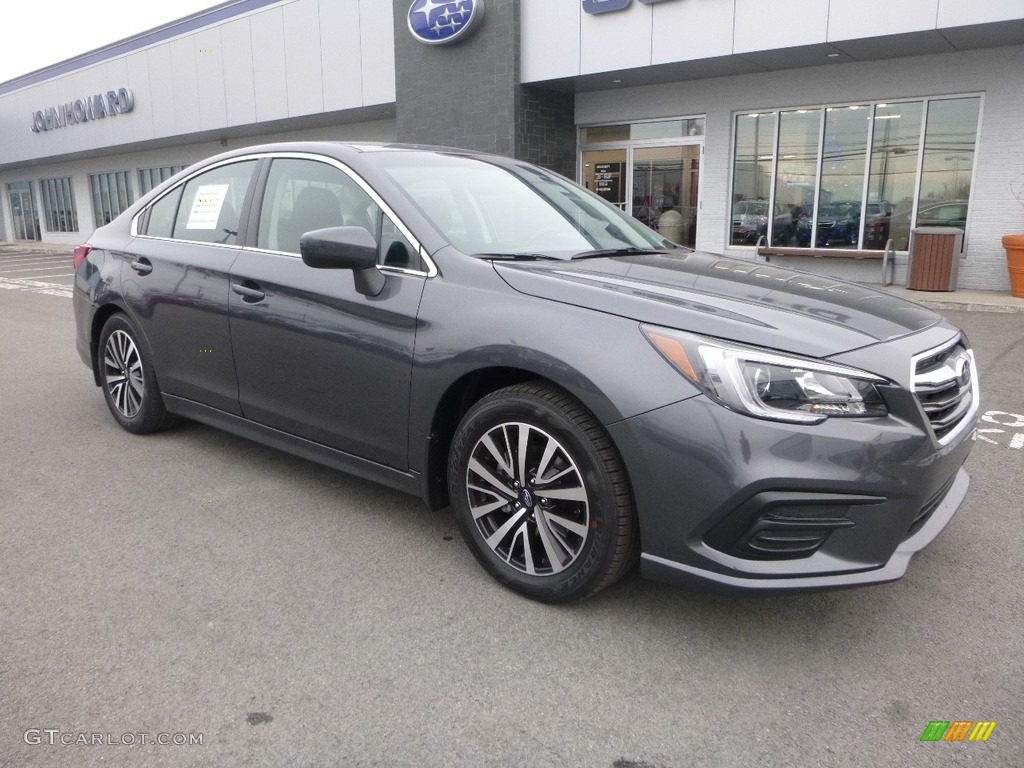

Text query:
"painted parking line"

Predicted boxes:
[[0, 266, 76, 273], [0, 276, 72, 298], [17, 274, 74, 280], [0, 256, 71, 264]]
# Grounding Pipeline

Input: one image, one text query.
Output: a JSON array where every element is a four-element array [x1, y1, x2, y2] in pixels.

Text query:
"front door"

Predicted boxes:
[[580, 122, 705, 249], [632, 145, 701, 248], [228, 156, 426, 469]]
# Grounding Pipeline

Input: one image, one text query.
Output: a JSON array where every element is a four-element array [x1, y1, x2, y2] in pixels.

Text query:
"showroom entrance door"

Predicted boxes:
[[580, 118, 704, 249], [8, 183, 41, 241]]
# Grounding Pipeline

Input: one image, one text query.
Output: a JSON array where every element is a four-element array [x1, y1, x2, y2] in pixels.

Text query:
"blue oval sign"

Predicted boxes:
[[408, 0, 485, 46]]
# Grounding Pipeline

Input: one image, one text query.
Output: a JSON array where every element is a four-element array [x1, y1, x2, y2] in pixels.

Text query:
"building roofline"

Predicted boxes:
[[0, 0, 282, 96]]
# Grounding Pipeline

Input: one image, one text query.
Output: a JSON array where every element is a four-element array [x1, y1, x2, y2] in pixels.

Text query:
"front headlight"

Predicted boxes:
[[642, 326, 889, 424]]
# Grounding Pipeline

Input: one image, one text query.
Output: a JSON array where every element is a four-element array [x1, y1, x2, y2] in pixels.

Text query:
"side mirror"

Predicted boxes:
[[300, 226, 385, 296]]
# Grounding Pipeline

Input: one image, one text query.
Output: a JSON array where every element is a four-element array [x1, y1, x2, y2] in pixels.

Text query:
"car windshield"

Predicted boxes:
[[819, 203, 859, 218], [733, 201, 767, 216], [371, 152, 666, 258]]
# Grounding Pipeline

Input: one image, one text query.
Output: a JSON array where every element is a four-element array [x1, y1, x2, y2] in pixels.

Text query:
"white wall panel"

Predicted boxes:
[[195, 27, 228, 130], [250, 6, 289, 122], [284, 0, 325, 117], [938, 0, 1024, 27], [359, 0, 396, 104], [321, 0, 364, 111], [521, 1, 581, 81], [580, 3, 653, 74], [828, 0, 938, 41], [220, 17, 257, 127], [124, 50, 156, 143], [652, 0, 734, 64], [733, 0, 829, 53], [169, 37, 202, 135], [146, 45, 178, 139]]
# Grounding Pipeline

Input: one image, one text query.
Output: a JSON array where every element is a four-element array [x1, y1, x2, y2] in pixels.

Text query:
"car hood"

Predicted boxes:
[[493, 251, 940, 358]]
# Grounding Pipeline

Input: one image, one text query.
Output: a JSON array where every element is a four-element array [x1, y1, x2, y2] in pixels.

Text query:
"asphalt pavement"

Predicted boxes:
[[1, 248, 1022, 767]]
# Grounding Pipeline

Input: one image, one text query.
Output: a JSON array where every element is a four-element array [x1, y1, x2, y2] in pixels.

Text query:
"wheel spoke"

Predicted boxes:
[[485, 507, 529, 549], [479, 433, 514, 477], [515, 522, 537, 575], [467, 459, 516, 501], [534, 465, 574, 487], [534, 507, 569, 574], [535, 435, 559, 485], [516, 424, 530, 485], [539, 484, 587, 503], [469, 496, 509, 521], [541, 510, 588, 539]]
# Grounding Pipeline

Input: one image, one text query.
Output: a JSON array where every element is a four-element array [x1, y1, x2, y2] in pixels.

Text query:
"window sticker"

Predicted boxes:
[[186, 184, 230, 230]]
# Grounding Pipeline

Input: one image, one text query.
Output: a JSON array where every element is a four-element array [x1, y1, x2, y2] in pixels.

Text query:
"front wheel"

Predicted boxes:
[[97, 314, 175, 434], [448, 382, 638, 602]]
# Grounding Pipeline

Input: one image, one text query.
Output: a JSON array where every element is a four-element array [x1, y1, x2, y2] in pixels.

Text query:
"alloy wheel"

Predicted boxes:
[[103, 329, 144, 419], [465, 421, 590, 576]]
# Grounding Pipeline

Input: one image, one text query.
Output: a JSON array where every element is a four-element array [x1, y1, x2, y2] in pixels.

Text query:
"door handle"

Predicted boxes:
[[129, 258, 153, 275], [231, 281, 266, 302]]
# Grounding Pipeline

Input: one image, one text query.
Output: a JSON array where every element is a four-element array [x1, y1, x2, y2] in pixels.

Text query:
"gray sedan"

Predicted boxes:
[[73, 142, 978, 602]]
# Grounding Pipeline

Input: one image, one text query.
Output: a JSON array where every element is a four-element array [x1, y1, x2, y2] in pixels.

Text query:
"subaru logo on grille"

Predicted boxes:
[[955, 356, 971, 388], [408, 0, 485, 46]]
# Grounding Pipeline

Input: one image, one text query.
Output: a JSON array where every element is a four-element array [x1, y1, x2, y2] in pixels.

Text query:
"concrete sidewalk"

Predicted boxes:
[[2, 240, 1022, 312]]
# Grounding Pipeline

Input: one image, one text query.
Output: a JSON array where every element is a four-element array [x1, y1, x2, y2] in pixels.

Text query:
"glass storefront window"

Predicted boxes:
[[773, 109, 820, 246], [40, 177, 78, 233], [864, 102, 923, 251], [916, 96, 980, 236], [817, 106, 870, 250], [581, 118, 705, 144], [139, 165, 186, 195], [731, 112, 776, 245], [579, 124, 630, 143], [731, 95, 980, 252], [90, 171, 133, 228]]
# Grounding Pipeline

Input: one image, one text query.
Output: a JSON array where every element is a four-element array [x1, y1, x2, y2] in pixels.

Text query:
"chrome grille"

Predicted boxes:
[[912, 339, 976, 443]]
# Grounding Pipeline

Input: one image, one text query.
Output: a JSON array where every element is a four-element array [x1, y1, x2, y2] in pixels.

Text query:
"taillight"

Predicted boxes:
[[73, 244, 92, 271]]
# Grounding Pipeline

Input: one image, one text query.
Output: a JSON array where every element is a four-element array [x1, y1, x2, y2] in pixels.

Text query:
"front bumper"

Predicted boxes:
[[608, 388, 975, 593]]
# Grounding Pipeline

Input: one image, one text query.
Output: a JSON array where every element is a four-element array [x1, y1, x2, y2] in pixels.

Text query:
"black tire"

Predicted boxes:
[[97, 313, 175, 434], [448, 382, 638, 603]]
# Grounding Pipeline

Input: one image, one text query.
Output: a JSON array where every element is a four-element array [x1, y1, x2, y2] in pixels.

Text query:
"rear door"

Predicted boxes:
[[123, 158, 259, 415]]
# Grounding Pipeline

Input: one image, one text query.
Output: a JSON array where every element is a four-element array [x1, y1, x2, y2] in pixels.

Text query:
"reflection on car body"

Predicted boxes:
[[73, 142, 978, 603]]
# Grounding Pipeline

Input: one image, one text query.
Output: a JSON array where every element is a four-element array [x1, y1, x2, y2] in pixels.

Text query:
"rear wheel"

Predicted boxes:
[[98, 314, 175, 434], [448, 382, 638, 602]]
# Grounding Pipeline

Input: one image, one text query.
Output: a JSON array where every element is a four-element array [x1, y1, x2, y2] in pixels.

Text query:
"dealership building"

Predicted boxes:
[[1, 0, 1023, 291]]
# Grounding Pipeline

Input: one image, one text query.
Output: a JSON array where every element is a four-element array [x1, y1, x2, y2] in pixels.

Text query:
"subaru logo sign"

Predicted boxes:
[[408, 0, 485, 46]]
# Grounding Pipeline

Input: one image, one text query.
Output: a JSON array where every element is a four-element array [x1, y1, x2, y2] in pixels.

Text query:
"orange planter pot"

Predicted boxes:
[[1003, 234, 1024, 298]]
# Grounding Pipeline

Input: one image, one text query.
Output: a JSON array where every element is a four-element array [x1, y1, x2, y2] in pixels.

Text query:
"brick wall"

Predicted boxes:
[[393, 0, 575, 176]]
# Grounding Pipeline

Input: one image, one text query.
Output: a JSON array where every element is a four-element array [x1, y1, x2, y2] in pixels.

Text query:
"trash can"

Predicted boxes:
[[906, 227, 963, 291], [657, 209, 685, 244]]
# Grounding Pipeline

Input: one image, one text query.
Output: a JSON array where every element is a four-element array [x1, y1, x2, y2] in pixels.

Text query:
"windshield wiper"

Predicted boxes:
[[571, 247, 668, 260], [474, 252, 566, 261]]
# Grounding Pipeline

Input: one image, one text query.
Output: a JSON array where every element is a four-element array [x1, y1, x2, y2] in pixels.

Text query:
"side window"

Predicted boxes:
[[257, 158, 380, 255], [145, 186, 183, 238], [380, 212, 426, 271], [171, 160, 257, 245]]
